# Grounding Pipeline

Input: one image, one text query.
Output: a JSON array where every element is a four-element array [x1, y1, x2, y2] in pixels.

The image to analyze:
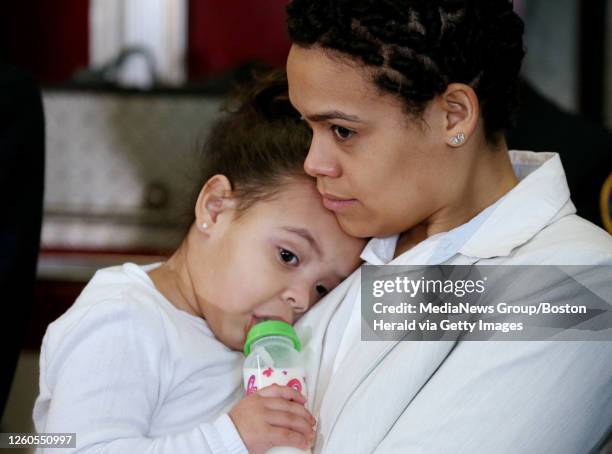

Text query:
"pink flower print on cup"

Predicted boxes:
[[246, 374, 258, 395], [287, 378, 302, 394]]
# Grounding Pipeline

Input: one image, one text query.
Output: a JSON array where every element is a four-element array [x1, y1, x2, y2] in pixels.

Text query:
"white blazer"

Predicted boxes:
[[295, 151, 612, 454]]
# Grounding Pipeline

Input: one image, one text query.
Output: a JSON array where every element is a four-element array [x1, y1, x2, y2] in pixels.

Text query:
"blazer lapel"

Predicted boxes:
[[317, 339, 457, 452], [294, 271, 360, 406], [299, 259, 467, 451], [313, 268, 459, 450], [315, 334, 398, 436]]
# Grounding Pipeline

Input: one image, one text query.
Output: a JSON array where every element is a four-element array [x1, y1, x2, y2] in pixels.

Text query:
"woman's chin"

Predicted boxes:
[[338, 217, 376, 239]]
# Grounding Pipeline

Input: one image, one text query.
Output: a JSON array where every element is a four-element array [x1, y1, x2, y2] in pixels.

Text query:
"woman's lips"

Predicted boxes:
[[321, 193, 357, 211]]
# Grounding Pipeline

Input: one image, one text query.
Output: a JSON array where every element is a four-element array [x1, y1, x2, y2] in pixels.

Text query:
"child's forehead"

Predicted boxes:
[[240, 177, 365, 257], [262, 178, 322, 209]]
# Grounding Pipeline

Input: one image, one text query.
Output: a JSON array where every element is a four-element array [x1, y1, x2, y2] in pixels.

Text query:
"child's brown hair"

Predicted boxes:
[[196, 70, 313, 215]]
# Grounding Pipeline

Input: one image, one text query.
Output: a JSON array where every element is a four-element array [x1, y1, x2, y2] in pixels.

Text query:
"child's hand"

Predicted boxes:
[[229, 384, 316, 454]]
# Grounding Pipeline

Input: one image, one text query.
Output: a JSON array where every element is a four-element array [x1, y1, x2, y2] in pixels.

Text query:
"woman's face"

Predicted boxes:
[[287, 45, 459, 238], [189, 177, 365, 351]]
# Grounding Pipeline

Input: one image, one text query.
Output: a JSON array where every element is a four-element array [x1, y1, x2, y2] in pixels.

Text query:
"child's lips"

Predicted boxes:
[[246, 314, 288, 334]]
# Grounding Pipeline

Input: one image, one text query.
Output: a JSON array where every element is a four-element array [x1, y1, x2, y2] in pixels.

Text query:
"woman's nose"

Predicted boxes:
[[304, 136, 341, 178]]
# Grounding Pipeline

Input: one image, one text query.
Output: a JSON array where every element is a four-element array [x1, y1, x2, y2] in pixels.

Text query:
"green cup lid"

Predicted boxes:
[[244, 320, 301, 355]]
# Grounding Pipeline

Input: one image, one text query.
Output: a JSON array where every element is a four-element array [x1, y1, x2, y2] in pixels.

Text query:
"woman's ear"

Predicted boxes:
[[441, 83, 479, 147], [195, 175, 236, 232]]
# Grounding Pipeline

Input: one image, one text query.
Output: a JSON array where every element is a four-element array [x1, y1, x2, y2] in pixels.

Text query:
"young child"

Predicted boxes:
[[33, 74, 365, 454]]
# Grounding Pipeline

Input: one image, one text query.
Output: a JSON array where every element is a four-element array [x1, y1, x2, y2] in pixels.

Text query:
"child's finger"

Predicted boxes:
[[263, 397, 316, 426], [264, 409, 316, 440], [257, 384, 307, 404], [266, 426, 312, 451]]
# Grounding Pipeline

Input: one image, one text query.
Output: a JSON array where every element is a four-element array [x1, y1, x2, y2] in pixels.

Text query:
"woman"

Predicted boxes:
[[285, 1, 612, 453]]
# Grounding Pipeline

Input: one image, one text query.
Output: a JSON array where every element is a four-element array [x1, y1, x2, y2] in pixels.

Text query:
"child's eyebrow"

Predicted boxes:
[[281, 227, 322, 258]]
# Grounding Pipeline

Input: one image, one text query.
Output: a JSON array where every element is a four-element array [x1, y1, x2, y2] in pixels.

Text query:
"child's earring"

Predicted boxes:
[[202, 222, 208, 229]]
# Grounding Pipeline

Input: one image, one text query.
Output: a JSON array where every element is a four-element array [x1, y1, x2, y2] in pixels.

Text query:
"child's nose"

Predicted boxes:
[[282, 285, 310, 314]]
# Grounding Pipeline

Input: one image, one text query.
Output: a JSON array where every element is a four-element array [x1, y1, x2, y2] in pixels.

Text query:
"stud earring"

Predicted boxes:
[[450, 132, 466, 146], [201, 222, 208, 230]]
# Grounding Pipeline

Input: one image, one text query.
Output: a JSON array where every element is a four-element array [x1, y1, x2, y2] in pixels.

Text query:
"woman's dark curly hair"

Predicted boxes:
[[287, 0, 525, 144]]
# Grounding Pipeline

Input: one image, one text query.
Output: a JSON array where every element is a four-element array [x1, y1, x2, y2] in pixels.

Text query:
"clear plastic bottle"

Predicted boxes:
[[243, 320, 310, 454]]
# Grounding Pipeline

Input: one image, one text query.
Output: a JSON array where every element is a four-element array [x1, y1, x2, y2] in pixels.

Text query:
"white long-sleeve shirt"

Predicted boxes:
[[33, 263, 248, 454]]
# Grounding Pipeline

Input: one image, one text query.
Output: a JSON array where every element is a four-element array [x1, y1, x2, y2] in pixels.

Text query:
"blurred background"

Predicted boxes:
[[0, 1, 611, 452]]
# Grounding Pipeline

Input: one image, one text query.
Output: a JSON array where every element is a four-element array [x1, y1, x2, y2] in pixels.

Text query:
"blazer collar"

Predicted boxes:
[[363, 151, 573, 264], [459, 151, 573, 259]]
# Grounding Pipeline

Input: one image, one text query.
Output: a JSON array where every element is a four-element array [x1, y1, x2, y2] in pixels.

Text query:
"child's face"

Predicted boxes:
[[190, 177, 365, 351]]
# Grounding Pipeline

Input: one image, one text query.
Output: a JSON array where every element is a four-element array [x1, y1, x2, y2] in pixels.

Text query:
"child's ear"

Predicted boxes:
[[195, 175, 236, 231]]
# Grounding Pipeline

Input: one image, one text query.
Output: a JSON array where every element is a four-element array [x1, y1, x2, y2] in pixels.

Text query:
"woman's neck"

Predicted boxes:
[[395, 142, 518, 257]]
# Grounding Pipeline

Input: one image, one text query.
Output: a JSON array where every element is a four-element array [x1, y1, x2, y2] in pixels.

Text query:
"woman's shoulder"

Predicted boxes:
[[509, 213, 612, 265]]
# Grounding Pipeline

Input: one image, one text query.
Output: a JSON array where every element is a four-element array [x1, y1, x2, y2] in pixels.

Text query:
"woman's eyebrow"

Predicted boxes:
[[306, 110, 363, 123], [281, 226, 322, 258]]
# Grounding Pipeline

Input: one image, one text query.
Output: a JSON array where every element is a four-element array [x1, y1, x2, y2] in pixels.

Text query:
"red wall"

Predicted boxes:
[[0, 0, 291, 85], [188, 0, 291, 79], [0, 0, 89, 85]]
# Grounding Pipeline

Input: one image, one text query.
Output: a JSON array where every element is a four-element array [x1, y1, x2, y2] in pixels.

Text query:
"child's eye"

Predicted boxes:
[[279, 248, 299, 266], [315, 284, 329, 297], [331, 125, 355, 141]]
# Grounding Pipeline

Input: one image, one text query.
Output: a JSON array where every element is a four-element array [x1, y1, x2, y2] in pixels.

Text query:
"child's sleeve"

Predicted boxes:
[[33, 298, 247, 454]]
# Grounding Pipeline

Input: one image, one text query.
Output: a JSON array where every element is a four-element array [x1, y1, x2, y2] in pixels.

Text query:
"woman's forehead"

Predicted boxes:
[[288, 47, 371, 97], [287, 46, 400, 117]]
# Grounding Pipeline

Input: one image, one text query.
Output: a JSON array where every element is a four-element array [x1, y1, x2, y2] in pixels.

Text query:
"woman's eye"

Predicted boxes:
[[315, 284, 329, 297], [279, 248, 299, 266], [331, 125, 354, 141]]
